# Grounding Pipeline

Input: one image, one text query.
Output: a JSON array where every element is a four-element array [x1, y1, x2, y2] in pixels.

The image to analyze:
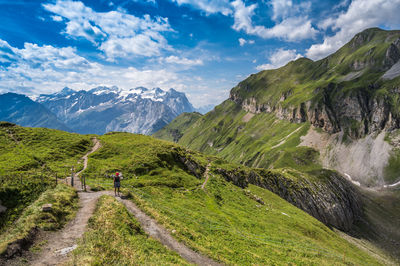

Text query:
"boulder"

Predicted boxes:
[[42, 204, 53, 212]]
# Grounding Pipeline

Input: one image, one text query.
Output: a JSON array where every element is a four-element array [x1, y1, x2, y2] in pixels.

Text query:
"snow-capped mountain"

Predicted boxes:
[[36, 86, 195, 135]]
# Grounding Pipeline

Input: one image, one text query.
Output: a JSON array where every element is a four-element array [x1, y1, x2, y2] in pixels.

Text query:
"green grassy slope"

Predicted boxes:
[[0, 184, 78, 256], [177, 100, 315, 171], [153, 112, 202, 142], [230, 28, 400, 111], [70, 195, 187, 265], [154, 28, 400, 173], [78, 132, 383, 265], [0, 122, 92, 230]]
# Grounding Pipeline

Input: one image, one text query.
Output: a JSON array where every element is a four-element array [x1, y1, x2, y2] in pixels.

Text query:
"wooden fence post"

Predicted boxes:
[[71, 167, 74, 187], [83, 175, 86, 192]]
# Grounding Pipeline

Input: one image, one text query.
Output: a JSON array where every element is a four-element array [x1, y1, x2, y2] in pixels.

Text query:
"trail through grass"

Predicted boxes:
[[82, 132, 382, 265], [70, 195, 188, 265]]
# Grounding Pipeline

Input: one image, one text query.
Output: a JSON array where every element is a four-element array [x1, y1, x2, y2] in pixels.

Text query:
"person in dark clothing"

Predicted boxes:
[[114, 172, 121, 196]]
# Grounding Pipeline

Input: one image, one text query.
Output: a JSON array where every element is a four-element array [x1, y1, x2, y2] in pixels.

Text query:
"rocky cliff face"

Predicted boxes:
[[169, 146, 361, 231], [231, 86, 399, 138], [230, 28, 400, 139], [215, 166, 361, 231], [37, 86, 195, 135]]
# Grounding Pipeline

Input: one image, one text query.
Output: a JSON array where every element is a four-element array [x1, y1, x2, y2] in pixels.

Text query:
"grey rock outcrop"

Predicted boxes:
[[231, 83, 400, 139], [230, 31, 400, 139], [42, 204, 53, 212], [215, 167, 361, 231]]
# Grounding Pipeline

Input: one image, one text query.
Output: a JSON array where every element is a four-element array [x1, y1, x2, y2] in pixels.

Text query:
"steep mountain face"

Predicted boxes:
[[37, 86, 194, 135], [0, 93, 70, 131], [230, 28, 400, 138], [155, 28, 400, 188]]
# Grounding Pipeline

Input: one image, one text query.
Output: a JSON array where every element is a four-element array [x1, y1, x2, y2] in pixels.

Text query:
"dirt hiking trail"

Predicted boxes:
[[75, 138, 101, 181], [27, 138, 105, 265], [29, 190, 111, 266], [17, 137, 220, 265], [117, 196, 221, 266], [201, 163, 211, 190]]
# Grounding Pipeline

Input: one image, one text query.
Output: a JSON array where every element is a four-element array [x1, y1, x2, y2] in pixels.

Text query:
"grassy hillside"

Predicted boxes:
[[0, 122, 92, 230], [70, 195, 187, 265], [230, 28, 400, 112], [177, 101, 314, 170], [153, 28, 400, 186], [77, 132, 384, 265], [153, 112, 202, 142], [0, 184, 77, 257]]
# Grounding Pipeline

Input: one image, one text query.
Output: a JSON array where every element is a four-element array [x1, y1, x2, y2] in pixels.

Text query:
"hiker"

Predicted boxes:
[[114, 172, 121, 196]]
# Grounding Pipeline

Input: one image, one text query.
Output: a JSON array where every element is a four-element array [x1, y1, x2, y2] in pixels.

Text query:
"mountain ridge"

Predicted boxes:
[[153, 28, 400, 259], [37, 86, 195, 135], [0, 86, 198, 135], [230, 28, 400, 138], [155, 27, 400, 187]]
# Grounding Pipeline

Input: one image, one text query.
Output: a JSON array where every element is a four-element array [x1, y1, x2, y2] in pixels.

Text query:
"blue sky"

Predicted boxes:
[[1, 0, 400, 107]]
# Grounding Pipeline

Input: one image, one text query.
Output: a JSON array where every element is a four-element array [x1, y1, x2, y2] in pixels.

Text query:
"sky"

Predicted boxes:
[[0, 0, 400, 107]]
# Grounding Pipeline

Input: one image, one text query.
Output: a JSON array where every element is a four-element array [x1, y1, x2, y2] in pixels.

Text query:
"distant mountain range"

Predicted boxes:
[[0, 93, 71, 131], [0, 86, 198, 135]]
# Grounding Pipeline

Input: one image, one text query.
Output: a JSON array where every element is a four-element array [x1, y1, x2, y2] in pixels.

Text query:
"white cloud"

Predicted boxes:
[[238, 38, 246, 46], [238, 38, 254, 46], [0, 39, 17, 64], [169, 0, 317, 42], [132, 0, 156, 4], [43, 0, 173, 60], [170, 0, 232, 15], [256, 48, 302, 70], [231, 0, 317, 42], [270, 0, 311, 22], [51, 15, 63, 22], [161, 55, 203, 66], [0, 39, 183, 97], [307, 0, 400, 60], [0, 39, 226, 106]]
